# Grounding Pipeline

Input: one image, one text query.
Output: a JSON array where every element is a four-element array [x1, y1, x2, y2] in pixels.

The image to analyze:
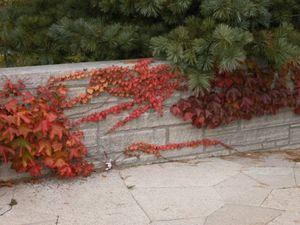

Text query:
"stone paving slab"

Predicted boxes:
[[213, 173, 272, 206], [130, 187, 224, 221], [222, 151, 297, 168], [242, 167, 296, 188], [0, 172, 150, 225], [0, 150, 300, 225], [268, 211, 300, 225], [261, 187, 300, 211], [120, 158, 242, 188], [205, 204, 282, 225], [295, 168, 300, 186]]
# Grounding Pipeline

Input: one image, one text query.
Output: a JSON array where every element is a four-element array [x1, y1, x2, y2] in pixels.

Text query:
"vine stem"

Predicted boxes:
[[124, 138, 235, 158]]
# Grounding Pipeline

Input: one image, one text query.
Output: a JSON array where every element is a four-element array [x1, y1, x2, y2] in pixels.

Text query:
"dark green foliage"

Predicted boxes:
[[151, 0, 300, 92], [1, 0, 299, 92], [0, 0, 193, 67]]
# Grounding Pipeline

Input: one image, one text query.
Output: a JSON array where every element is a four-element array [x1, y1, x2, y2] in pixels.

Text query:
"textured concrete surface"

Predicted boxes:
[[1, 150, 299, 225]]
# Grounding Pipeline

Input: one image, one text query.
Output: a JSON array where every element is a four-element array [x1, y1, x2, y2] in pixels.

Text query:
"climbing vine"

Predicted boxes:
[[171, 66, 300, 129], [0, 80, 93, 178], [7, 60, 299, 178], [292, 67, 300, 115], [47, 59, 233, 165], [49, 59, 186, 132], [0, 59, 201, 178], [124, 139, 233, 157]]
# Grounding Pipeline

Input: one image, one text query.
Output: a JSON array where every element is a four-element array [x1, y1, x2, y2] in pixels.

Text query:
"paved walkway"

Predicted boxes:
[[0, 150, 300, 225]]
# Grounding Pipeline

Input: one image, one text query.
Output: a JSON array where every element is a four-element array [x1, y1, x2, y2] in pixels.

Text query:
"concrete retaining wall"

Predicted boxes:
[[1, 60, 300, 179]]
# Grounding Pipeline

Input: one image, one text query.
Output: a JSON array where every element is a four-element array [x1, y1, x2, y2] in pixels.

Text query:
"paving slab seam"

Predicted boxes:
[[123, 185, 214, 189], [211, 172, 244, 188], [20, 219, 57, 225], [264, 212, 284, 225], [292, 164, 299, 187], [129, 184, 234, 189], [221, 203, 285, 211], [149, 216, 205, 224], [212, 203, 286, 217], [0, 191, 8, 198], [273, 186, 300, 190], [240, 171, 270, 187], [260, 189, 274, 207], [203, 204, 225, 225], [260, 204, 291, 212], [118, 171, 152, 223]]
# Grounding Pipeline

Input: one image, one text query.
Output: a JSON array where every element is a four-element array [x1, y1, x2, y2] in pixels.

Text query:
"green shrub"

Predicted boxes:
[[151, 0, 300, 92], [0, 0, 187, 66], [1, 0, 299, 91]]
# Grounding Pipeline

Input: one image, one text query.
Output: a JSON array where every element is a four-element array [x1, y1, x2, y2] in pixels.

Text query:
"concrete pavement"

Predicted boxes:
[[0, 150, 300, 225]]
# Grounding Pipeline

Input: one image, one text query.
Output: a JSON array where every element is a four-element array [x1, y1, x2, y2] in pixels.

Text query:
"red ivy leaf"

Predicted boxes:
[[240, 97, 253, 111], [183, 112, 194, 121], [50, 124, 64, 140], [5, 99, 18, 113], [170, 105, 181, 116], [1, 127, 18, 142], [226, 88, 241, 102], [0, 145, 15, 163]]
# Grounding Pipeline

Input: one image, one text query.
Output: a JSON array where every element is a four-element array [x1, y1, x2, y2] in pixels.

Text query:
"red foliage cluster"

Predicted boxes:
[[50, 59, 185, 132], [0, 60, 186, 178], [292, 68, 300, 115], [0, 80, 93, 177], [124, 138, 233, 157], [171, 69, 298, 129]]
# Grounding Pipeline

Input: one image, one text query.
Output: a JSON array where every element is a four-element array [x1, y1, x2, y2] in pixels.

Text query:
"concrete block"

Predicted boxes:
[[230, 126, 289, 146], [241, 110, 300, 130], [275, 139, 289, 147], [262, 141, 276, 150], [280, 143, 300, 150], [234, 143, 262, 152], [96, 109, 186, 135], [168, 124, 203, 143], [204, 121, 240, 136], [98, 128, 166, 153], [115, 109, 187, 132], [65, 102, 118, 119], [290, 125, 300, 144], [82, 128, 98, 147], [160, 146, 204, 159]]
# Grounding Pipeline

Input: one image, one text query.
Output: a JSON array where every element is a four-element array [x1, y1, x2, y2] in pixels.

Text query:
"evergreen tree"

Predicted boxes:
[[0, 0, 193, 66], [0, 0, 299, 92], [151, 0, 300, 92]]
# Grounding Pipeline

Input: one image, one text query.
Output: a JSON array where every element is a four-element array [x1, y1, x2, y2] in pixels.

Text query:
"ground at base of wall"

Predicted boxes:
[[1, 148, 300, 182], [0, 149, 300, 225]]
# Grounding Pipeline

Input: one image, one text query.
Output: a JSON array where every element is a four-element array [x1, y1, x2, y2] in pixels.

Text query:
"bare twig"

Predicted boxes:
[[0, 198, 17, 216], [55, 215, 59, 225]]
